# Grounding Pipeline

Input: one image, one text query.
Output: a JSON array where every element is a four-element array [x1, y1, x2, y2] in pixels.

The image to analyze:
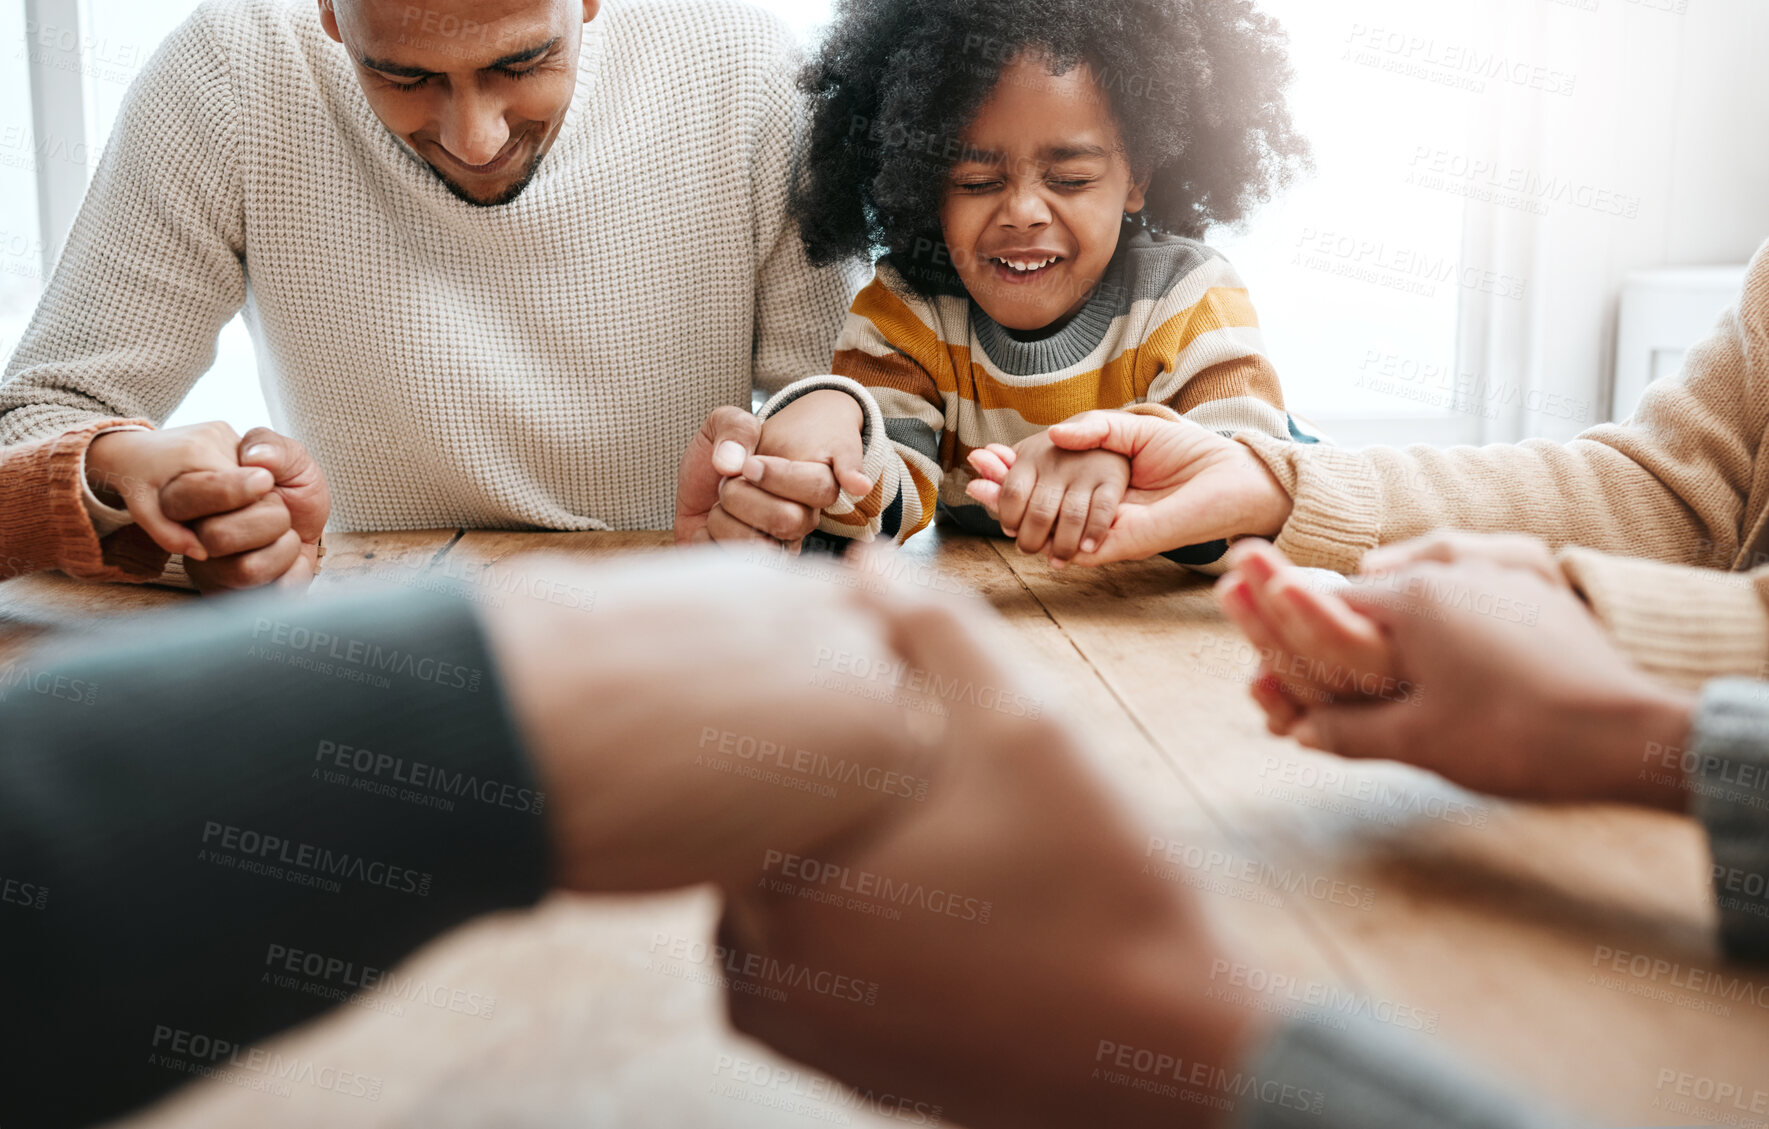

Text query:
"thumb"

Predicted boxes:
[[709, 407, 762, 477], [1047, 410, 1162, 458], [240, 428, 330, 542], [830, 435, 872, 497]]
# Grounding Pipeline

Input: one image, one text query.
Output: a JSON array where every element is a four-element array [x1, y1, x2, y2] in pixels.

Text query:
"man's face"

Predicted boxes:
[[320, 0, 596, 206], [939, 54, 1148, 332]]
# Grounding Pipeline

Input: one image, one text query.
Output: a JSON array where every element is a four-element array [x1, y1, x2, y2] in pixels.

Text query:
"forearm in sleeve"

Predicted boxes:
[[0, 12, 247, 444], [0, 587, 550, 1128], [0, 419, 169, 584], [745, 21, 865, 398], [1553, 550, 1769, 688], [1236, 257, 1767, 574]]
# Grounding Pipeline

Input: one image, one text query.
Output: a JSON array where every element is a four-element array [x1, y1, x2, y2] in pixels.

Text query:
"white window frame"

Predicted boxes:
[[23, 0, 94, 277]]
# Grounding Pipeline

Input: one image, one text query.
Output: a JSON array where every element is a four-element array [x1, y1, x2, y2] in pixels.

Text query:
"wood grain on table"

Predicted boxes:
[[0, 528, 1759, 1128]]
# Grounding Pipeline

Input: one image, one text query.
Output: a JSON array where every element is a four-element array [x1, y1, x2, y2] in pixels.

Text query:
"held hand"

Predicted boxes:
[[754, 389, 872, 496], [718, 390, 872, 548], [717, 589, 1261, 1129], [1216, 540, 1399, 712], [675, 398, 871, 550], [971, 412, 1293, 566], [1258, 556, 1696, 808], [85, 423, 274, 562], [481, 549, 943, 892], [239, 427, 331, 590], [982, 430, 1130, 567], [180, 428, 330, 593]]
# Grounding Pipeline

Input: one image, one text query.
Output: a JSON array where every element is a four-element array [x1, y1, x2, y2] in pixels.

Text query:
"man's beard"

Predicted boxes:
[[428, 147, 548, 208]]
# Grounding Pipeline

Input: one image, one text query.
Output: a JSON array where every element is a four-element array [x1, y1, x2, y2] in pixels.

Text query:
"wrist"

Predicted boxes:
[[1592, 682, 1698, 812], [1242, 455, 1294, 541], [84, 433, 130, 508], [783, 388, 864, 433]]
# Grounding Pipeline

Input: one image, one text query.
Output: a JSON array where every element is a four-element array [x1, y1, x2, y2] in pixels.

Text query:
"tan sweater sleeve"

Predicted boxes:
[[1556, 548, 1769, 689], [1238, 240, 1769, 575], [0, 420, 171, 584]]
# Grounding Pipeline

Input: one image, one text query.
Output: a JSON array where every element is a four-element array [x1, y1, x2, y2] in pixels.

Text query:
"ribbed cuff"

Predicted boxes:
[[78, 425, 148, 538], [759, 375, 893, 543], [0, 418, 167, 584], [1558, 549, 1769, 689], [1238, 433, 1383, 574], [1688, 680, 1769, 961], [1234, 1019, 1571, 1129]]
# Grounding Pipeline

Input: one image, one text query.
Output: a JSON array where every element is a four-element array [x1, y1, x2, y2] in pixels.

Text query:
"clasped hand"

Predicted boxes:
[[675, 392, 872, 549], [86, 422, 330, 592]]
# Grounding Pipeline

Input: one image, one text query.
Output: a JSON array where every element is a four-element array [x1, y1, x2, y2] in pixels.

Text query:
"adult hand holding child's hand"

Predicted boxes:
[[968, 429, 1129, 566], [86, 423, 329, 592], [968, 411, 1294, 567], [675, 396, 873, 550]]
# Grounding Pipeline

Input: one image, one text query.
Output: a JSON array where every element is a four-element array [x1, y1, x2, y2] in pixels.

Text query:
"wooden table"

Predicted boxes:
[[2, 529, 1761, 1128]]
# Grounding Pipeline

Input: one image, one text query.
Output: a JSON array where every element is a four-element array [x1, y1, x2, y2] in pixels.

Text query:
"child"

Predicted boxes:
[[752, 0, 1316, 566], [0, 419, 312, 586]]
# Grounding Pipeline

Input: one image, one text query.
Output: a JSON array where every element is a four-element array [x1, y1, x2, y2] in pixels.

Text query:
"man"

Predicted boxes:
[[1, 0, 856, 553]]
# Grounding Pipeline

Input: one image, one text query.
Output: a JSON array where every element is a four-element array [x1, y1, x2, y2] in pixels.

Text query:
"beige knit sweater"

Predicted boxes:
[[0, 0, 858, 532], [1240, 238, 1769, 688]]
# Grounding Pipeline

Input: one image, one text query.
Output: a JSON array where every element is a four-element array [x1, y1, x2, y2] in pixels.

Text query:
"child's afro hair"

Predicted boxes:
[[790, 0, 1311, 297]]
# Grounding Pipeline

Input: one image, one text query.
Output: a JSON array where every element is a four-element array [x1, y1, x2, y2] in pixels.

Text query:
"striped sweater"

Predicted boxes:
[[761, 228, 1310, 545]]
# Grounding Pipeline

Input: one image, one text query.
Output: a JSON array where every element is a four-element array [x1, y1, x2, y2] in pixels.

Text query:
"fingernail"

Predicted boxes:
[[244, 445, 273, 463], [714, 441, 746, 474], [741, 457, 764, 483], [1081, 539, 1097, 553], [246, 467, 274, 491]]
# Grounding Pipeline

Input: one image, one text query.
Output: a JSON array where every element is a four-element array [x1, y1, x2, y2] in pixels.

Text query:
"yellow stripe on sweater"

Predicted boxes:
[[951, 288, 1264, 427], [841, 278, 1269, 459]]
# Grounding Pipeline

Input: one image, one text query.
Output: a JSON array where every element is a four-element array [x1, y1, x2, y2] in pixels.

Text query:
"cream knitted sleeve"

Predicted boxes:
[[745, 14, 863, 400], [0, 8, 246, 445], [1237, 240, 1769, 576]]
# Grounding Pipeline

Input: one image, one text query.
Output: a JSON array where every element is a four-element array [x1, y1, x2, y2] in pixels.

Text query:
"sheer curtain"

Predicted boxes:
[[1455, 0, 1769, 443]]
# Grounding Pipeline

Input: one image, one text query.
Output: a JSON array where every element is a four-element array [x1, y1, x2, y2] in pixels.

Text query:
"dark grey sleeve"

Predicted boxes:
[[1232, 1020, 1574, 1129], [1687, 678, 1769, 960], [0, 587, 550, 1129]]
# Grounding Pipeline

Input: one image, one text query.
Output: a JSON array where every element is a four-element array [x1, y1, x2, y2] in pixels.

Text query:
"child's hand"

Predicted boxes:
[[755, 390, 872, 493], [717, 390, 872, 548], [85, 423, 276, 562], [973, 430, 1129, 567]]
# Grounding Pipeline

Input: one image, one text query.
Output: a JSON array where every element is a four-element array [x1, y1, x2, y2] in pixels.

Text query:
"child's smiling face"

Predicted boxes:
[[940, 53, 1149, 333]]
